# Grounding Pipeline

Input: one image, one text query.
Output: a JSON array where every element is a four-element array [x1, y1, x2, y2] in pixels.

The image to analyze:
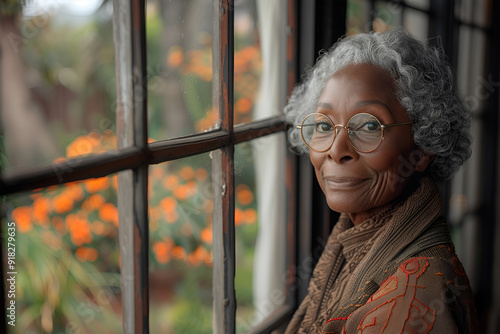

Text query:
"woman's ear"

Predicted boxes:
[[414, 147, 434, 172]]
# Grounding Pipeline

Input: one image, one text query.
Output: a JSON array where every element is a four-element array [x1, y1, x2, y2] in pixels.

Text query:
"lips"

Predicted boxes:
[[322, 176, 369, 189]]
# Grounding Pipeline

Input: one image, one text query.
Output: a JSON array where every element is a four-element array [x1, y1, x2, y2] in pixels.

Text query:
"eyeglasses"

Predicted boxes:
[[296, 112, 412, 153]]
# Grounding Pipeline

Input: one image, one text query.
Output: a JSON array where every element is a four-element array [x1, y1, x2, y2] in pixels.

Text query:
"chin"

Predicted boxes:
[[325, 195, 364, 214]]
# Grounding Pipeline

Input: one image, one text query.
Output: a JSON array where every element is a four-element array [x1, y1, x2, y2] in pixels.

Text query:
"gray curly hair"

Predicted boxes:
[[285, 28, 471, 181]]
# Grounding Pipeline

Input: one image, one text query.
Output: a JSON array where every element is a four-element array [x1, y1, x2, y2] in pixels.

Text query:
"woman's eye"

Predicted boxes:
[[315, 122, 333, 133], [361, 121, 380, 132]]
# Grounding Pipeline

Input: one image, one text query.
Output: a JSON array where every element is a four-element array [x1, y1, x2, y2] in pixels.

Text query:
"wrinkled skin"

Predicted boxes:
[[309, 63, 433, 225]]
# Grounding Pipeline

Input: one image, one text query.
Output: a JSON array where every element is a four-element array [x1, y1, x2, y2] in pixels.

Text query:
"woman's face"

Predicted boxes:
[[309, 63, 431, 224]]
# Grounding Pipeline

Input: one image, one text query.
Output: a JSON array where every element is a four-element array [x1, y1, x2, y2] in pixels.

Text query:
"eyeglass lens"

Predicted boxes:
[[300, 113, 383, 152]]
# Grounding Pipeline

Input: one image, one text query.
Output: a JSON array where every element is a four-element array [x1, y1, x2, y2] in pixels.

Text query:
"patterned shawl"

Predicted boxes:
[[284, 177, 476, 333]]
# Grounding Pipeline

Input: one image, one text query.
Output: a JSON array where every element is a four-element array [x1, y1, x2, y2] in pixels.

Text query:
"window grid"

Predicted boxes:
[[0, 1, 293, 333], [113, 0, 149, 333]]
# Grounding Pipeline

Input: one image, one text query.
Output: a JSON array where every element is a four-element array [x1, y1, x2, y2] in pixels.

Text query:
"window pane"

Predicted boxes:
[[372, 1, 402, 32], [148, 154, 213, 333], [234, 133, 287, 332], [146, 0, 215, 140], [234, 1, 263, 124], [0, 2, 116, 175], [3, 176, 121, 333], [403, 9, 428, 39], [405, 0, 430, 11], [347, 0, 371, 34]]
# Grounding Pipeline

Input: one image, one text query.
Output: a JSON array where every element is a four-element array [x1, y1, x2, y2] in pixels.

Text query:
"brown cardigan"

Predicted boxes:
[[285, 178, 478, 333]]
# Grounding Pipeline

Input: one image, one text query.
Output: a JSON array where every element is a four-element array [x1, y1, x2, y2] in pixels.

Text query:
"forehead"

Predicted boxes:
[[317, 63, 404, 118], [321, 63, 397, 102]]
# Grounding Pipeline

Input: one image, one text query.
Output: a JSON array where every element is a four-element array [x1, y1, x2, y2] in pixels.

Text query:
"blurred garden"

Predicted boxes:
[[1, 0, 263, 333]]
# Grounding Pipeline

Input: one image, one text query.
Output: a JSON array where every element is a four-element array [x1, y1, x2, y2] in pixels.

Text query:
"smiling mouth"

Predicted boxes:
[[323, 176, 368, 188]]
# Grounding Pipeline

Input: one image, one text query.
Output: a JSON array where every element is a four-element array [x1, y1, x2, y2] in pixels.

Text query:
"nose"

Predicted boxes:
[[326, 125, 358, 163]]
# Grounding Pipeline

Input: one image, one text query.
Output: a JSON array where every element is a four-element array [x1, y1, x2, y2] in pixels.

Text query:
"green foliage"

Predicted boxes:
[[1, 0, 22, 16], [4, 220, 121, 333]]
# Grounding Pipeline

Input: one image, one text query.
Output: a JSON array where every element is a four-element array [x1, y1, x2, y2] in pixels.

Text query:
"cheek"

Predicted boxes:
[[309, 151, 327, 188], [309, 151, 325, 171], [365, 145, 419, 188]]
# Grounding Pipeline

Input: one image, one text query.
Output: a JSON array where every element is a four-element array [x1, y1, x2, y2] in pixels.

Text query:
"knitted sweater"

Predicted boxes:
[[285, 178, 478, 333]]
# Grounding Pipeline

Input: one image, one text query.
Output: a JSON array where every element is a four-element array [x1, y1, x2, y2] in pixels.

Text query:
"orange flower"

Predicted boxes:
[[188, 246, 208, 266], [91, 220, 107, 236], [173, 181, 198, 200], [195, 168, 208, 182], [167, 46, 183, 68], [66, 135, 97, 158], [195, 108, 219, 132], [87, 132, 101, 146], [235, 208, 244, 226], [201, 227, 212, 244], [185, 180, 197, 193], [165, 210, 179, 224], [173, 185, 189, 200], [102, 130, 116, 145], [84, 177, 110, 194], [98, 203, 119, 227], [111, 175, 118, 190], [204, 249, 213, 265], [160, 197, 177, 214], [53, 194, 74, 214], [236, 184, 254, 206], [63, 184, 84, 202], [235, 97, 253, 114], [179, 166, 195, 181], [243, 208, 258, 224], [75, 246, 98, 262], [171, 246, 187, 260], [66, 214, 93, 246], [85, 194, 106, 210], [151, 166, 164, 180], [11, 206, 32, 233], [152, 241, 171, 264], [33, 197, 51, 224], [163, 175, 179, 190]]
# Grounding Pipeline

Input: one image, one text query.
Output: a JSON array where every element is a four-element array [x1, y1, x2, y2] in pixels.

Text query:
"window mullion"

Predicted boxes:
[[212, 1, 236, 333], [112, 1, 149, 333]]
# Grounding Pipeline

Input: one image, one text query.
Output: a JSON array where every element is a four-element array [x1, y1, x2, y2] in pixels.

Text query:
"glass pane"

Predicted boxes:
[[149, 154, 213, 333], [405, 0, 430, 11], [403, 9, 428, 40], [372, 1, 402, 32], [347, 0, 372, 34], [146, 0, 215, 140], [234, 133, 287, 332], [2, 176, 121, 333], [234, 1, 263, 124], [0, 1, 116, 175]]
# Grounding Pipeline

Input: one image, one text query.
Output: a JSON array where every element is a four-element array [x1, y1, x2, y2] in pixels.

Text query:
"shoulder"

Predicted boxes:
[[340, 256, 477, 333]]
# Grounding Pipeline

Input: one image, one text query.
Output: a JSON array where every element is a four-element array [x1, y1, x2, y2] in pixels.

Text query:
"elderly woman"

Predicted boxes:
[[284, 28, 478, 333]]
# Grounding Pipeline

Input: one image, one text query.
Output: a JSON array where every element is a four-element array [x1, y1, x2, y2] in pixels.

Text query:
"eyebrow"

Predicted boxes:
[[316, 102, 333, 109]]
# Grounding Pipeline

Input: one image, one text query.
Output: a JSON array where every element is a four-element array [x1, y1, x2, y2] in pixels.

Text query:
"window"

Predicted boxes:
[[1, 1, 498, 333], [1, 0, 295, 333]]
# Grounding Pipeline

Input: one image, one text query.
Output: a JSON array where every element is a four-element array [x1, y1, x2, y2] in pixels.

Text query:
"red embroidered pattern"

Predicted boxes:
[[367, 276, 398, 303], [356, 257, 436, 333]]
